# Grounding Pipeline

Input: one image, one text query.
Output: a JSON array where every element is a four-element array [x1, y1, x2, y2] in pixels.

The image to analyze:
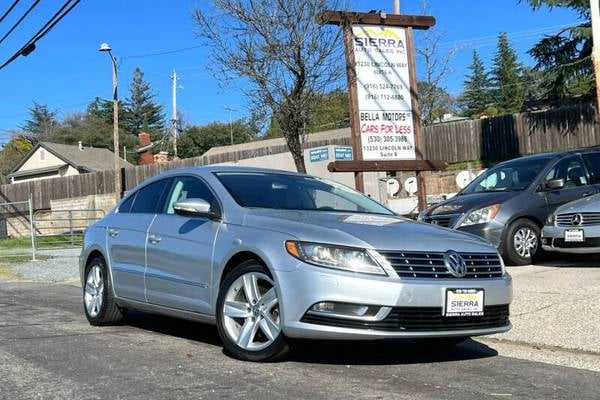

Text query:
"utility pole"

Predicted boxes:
[[591, 0, 600, 118], [223, 106, 236, 146], [394, 0, 400, 14], [171, 69, 179, 158]]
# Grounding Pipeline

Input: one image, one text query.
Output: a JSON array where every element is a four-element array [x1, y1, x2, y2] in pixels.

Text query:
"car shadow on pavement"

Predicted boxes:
[[533, 253, 600, 268], [122, 310, 498, 365], [288, 339, 498, 366]]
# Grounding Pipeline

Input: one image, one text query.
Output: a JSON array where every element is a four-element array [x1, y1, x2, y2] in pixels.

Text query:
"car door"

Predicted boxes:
[[541, 155, 596, 214], [581, 151, 600, 193], [107, 178, 170, 302], [145, 175, 222, 314]]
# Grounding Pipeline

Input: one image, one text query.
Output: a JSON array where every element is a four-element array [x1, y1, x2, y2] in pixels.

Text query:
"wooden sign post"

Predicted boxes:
[[318, 11, 445, 211]]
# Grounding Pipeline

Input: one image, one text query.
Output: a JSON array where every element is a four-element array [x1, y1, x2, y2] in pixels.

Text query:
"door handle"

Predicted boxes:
[[108, 228, 119, 237], [148, 234, 162, 244]]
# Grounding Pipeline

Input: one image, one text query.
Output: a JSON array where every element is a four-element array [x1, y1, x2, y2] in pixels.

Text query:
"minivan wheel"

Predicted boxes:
[[83, 257, 125, 325], [216, 260, 290, 362], [503, 219, 540, 266]]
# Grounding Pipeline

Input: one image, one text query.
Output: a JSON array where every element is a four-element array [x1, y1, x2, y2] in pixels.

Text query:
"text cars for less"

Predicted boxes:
[[80, 166, 512, 361]]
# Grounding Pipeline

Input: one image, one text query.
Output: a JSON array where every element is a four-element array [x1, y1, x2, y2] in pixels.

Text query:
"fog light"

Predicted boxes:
[[308, 302, 391, 321], [541, 237, 548, 245]]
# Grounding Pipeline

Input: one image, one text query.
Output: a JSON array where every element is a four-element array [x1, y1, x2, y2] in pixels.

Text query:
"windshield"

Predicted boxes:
[[215, 172, 393, 215], [461, 157, 553, 194]]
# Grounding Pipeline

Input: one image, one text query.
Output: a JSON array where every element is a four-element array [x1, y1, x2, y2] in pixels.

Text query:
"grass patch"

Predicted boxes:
[[0, 235, 82, 249], [0, 255, 49, 281]]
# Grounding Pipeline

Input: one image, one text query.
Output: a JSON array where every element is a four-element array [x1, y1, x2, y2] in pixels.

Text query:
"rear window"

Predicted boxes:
[[583, 152, 600, 184]]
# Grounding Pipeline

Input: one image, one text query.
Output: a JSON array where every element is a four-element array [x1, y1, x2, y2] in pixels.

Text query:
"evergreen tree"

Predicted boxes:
[[20, 102, 57, 139], [460, 51, 493, 118], [524, 0, 592, 99], [123, 67, 165, 136], [491, 32, 524, 114]]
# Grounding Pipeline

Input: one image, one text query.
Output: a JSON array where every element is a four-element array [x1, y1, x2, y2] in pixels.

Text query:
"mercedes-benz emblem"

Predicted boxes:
[[571, 213, 583, 226], [430, 219, 439, 225], [444, 250, 467, 278]]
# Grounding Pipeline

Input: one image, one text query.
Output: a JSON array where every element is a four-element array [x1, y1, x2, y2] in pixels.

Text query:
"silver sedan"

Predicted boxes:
[[80, 166, 512, 361], [542, 193, 600, 254]]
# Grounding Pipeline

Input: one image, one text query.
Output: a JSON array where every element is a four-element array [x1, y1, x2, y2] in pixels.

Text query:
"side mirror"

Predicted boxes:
[[545, 178, 565, 191], [173, 198, 220, 219]]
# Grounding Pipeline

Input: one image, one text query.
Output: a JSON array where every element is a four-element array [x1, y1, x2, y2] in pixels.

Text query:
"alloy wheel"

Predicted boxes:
[[222, 272, 281, 351], [84, 265, 104, 318], [513, 227, 538, 258]]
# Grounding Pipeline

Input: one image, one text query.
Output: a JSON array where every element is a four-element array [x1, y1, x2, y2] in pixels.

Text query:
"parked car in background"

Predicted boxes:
[[80, 166, 512, 362], [418, 148, 600, 265], [542, 193, 600, 254]]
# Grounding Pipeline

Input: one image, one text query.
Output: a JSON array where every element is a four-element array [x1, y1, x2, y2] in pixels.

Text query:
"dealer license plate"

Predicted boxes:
[[445, 289, 484, 317], [564, 229, 584, 242]]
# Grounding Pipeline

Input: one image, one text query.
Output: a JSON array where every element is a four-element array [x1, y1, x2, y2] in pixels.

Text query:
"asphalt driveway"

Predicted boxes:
[[0, 281, 599, 400]]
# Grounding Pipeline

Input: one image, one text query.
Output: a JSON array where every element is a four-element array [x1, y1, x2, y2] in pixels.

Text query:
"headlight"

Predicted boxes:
[[546, 214, 555, 226], [459, 204, 501, 227], [285, 241, 387, 276], [417, 211, 426, 222]]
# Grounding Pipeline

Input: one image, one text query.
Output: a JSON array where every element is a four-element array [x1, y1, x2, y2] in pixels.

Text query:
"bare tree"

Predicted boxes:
[[416, 0, 456, 125], [193, 0, 344, 172]]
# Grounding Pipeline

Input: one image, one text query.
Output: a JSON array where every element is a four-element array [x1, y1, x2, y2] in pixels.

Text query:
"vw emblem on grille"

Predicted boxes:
[[571, 213, 583, 226], [443, 250, 467, 278]]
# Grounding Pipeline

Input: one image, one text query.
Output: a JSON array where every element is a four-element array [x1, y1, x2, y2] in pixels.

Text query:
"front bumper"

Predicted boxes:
[[277, 262, 512, 340], [456, 220, 505, 248], [542, 225, 600, 254]]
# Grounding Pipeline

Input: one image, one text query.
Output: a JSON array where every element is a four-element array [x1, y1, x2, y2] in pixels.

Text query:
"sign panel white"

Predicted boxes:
[[352, 24, 416, 160]]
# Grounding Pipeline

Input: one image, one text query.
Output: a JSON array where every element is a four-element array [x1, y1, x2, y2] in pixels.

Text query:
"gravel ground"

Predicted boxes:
[[0, 248, 80, 282]]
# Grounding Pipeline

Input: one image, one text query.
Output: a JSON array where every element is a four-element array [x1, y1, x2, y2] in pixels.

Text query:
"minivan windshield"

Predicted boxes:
[[215, 172, 393, 215], [461, 156, 553, 194]]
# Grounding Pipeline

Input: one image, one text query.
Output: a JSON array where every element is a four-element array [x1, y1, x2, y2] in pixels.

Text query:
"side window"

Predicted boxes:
[[163, 176, 218, 215], [130, 179, 170, 214], [544, 156, 589, 188], [582, 153, 600, 184], [117, 192, 136, 214]]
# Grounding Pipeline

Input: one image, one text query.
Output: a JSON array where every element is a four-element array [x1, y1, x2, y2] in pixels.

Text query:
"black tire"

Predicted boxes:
[[216, 260, 290, 362], [502, 218, 541, 266], [83, 256, 125, 326]]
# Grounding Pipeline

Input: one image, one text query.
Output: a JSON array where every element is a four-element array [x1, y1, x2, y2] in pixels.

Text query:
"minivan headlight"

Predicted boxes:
[[546, 214, 555, 226], [285, 241, 387, 276], [459, 204, 501, 227]]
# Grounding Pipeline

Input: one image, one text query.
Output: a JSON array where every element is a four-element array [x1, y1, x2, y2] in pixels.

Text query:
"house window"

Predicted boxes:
[[39, 149, 46, 161]]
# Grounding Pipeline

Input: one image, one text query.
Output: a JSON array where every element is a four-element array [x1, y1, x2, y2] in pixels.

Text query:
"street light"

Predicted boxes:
[[99, 43, 121, 200]]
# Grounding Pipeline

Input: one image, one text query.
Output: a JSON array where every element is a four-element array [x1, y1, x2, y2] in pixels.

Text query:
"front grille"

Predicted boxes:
[[556, 212, 600, 227], [379, 251, 503, 279], [421, 214, 458, 228], [301, 304, 509, 332], [552, 238, 600, 248]]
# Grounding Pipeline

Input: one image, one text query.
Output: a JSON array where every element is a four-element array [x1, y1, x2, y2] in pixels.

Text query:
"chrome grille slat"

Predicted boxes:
[[557, 212, 600, 227], [380, 251, 503, 279]]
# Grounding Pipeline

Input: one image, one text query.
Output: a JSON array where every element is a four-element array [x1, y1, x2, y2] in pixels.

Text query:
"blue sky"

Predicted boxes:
[[0, 0, 581, 144]]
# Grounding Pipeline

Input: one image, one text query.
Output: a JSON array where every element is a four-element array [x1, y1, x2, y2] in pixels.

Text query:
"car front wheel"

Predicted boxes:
[[83, 256, 125, 325], [503, 219, 540, 266], [216, 261, 290, 361]]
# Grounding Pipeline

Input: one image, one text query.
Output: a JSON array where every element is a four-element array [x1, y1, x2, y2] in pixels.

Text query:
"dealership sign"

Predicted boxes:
[[353, 25, 415, 161]]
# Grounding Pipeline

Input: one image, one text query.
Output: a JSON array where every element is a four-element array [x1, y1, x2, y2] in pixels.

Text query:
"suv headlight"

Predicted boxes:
[[546, 214, 555, 226], [285, 241, 387, 276], [459, 204, 501, 227]]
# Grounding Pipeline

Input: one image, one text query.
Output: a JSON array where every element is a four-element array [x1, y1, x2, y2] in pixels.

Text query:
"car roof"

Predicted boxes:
[[496, 146, 600, 167]]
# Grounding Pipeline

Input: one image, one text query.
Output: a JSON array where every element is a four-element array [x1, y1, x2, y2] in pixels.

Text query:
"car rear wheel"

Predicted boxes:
[[83, 256, 125, 325], [216, 261, 290, 361], [503, 219, 540, 266]]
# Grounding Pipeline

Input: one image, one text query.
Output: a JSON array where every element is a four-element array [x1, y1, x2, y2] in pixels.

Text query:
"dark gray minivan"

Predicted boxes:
[[418, 148, 600, 265]]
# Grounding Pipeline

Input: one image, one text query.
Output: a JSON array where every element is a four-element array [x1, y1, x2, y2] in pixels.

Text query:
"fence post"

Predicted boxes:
[[28, 194, 35, 262], [68, 210, 74, 246]]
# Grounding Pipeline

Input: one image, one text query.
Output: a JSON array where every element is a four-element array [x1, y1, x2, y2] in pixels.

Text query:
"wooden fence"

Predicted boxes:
[[424, 103, 598, 163], [1, 103, 598, 210]]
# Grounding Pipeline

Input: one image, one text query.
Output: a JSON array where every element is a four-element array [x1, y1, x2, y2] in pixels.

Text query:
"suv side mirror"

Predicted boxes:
[[545, 178, 565, 191], [173, 198, 220, 219]]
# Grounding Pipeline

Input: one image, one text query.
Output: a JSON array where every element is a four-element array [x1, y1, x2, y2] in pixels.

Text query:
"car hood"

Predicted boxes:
[[555, 193, 600, 214], [242, 209, 496, 253], [426, 191, 520, 216]]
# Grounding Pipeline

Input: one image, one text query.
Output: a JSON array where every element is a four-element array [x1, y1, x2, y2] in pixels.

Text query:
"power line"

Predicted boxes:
[[0, 0, 81, 71], [0, 0, 40, 45], [121, 44, 205, 60], [0, 0, 20, 25]]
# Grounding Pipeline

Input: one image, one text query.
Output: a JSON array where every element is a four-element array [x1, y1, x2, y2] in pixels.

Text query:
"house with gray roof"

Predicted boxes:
[[8, 141, 133, 184]]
